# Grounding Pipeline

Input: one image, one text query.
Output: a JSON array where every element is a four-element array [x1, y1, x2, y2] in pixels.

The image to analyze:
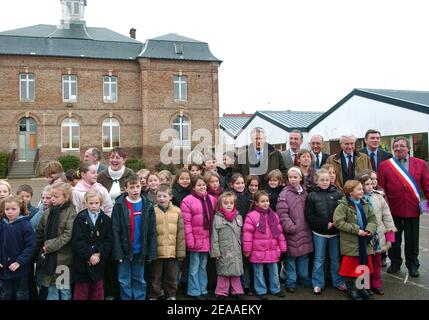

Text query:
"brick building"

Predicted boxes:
[[0, 0, 221, 171]]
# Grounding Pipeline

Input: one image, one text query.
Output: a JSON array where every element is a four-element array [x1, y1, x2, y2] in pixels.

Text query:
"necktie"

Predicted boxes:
[[315, 154, 320, 169], [257, 151, 261, 160], [347, 155, 353, 178], [293, 153, 299, 166], [370, 152, 376, 171]]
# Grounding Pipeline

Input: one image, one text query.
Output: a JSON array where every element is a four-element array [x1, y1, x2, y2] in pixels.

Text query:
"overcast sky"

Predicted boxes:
[[1, 0, 429, 115]]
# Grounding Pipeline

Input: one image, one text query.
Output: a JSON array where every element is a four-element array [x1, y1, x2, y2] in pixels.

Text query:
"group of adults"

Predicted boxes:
[[234, 127, 429, 278]]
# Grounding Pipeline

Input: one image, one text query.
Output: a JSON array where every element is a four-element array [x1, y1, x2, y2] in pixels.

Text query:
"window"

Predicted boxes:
[[20, 73, 35, 101], [174, 75, 187, 101], [67, 1, 81, 15], [172, 116, 190, 147], [63, 75, 77, 102], [61, 118, 80, 150], [103, 76, 118, 103], [102, 118, 120, 150]]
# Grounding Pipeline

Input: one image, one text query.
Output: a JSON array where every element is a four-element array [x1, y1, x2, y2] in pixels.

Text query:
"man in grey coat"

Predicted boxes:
[[84, 147, 107, 173], [282, 130, 303, 170]]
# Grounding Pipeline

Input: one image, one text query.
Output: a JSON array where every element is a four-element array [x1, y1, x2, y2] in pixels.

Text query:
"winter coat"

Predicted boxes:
[[72, 180, 113, 217], [0, 216, 36, 280], [333, 197, 378, 256], [154, 203, 186, 259], [326, 151, 371, 189], [367, 191, 397, 252], [217, 166, 233, 190], [242, 209, 287, 264], [234, 143, 287, 187], [210, 211, 243, 276], [264, 186, 283, 212], [36, 204, 77, 286], [305, 185, 343, 236], [172, 183, 191, 207], [378, 157, 429, 218], [277, 186, 313, 257], [71, 209, 112, 283], [111, 193, 157, 263], [231, 190, 253, 219], [97, 167, 134, 195], [180, 193, 217, 252]]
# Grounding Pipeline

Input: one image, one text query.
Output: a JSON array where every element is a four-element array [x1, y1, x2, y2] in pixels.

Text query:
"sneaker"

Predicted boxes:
[[165, 296, 177, 300], [408, 267, 420, 278], [104, 295, 115, 301], [257, 294, 268, 300], [216, 295, 226, 300], [336, 284, 348, 292], [313, 287, 322, 295]]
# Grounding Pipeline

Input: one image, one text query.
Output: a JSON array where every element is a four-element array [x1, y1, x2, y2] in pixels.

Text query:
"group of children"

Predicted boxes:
[[0, 155, 397, 301]]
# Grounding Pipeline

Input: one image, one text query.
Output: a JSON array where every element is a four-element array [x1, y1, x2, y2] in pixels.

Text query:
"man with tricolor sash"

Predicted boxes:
[[378, 137, 429, 278]]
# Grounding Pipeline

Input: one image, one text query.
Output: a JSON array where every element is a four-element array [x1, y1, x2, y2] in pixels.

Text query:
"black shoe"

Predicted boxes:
[[233, 294, 244, 300], [387, 265, 400, 274], [274, 290, 285, 298], [244, 288, 254, 296], [216, 295, 226, 300], [346, 282, 362, 301], [285, 287, 296, 293], [257, 294, 268, 300], [408, 267, 420, 278], [381, 257, 387, 268], [358, 289, 374, 300]]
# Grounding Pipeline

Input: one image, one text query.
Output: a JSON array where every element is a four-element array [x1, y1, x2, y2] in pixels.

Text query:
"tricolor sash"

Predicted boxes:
[[386, 157, 420, 203]]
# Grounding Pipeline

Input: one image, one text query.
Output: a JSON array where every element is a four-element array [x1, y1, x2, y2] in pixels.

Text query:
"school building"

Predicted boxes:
[[0, 0, 221, 175]]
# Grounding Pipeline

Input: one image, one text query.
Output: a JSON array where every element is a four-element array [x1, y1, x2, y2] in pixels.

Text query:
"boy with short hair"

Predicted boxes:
[[148, 184, 185, 300], [16, 185, 38, 219], [111, 174, 157, 300]]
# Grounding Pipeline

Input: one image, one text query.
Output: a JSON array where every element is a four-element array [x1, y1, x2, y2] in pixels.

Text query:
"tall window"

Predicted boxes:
[[67, 1, 81, 16], [63, 75, 77, 102], [61, 118, 80, 150], [102, 118, 120, 150], [174, 75, 187, 101], [103, 76, 118, 103], [172, 116, 190, 147], [20, 73, 35, 101]]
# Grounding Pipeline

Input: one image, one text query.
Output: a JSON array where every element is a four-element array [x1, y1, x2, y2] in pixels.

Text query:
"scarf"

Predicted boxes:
[[362, 193, 374, 210], [254, 206, 279, 238], [191, 191, 214, 231], [208, 186, 224, 198], [347, 197, 368, 265], [42, 201, 71, 276], [219, 207, 238, 222]]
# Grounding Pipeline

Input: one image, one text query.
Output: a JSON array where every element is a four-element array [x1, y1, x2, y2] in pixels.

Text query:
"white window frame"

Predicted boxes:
[[67, 1, 81, 16], [102, 118, 121, 150], [103, 76, 118, 103], [172, 116, 191, 148], [63, 75, 78, 102], [174, 75, 187, 101], [19, 73, 35, 102], [61, 118, 80, 151]]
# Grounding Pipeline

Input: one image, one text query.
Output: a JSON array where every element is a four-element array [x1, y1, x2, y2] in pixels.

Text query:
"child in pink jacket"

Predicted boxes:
[[180, 175, 216, 299], [243, 191, 287, 300]]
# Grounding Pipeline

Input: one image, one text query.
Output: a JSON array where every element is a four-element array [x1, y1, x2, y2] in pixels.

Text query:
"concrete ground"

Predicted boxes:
[[6, 178, 429, 300]]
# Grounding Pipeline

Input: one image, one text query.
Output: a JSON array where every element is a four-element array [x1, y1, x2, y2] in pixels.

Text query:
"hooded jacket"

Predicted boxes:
[[72, 180, 113, 217]]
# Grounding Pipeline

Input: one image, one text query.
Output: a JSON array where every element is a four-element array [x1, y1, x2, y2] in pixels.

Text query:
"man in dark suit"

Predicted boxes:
[[310, 134, 330, 169], [281, 130, 303, 170], [84, 147, 107, 173], [359, 129, 392, 172], [358, 129, 392, 267]]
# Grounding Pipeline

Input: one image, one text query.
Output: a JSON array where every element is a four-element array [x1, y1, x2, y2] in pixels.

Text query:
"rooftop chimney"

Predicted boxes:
[[130, 28, 136, 39]]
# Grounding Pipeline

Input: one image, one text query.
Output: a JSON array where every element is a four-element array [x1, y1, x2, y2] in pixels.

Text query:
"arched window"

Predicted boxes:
[[102, 118, 120, 150], [172, 115, 190, 147], [61, 118, 80, 150]]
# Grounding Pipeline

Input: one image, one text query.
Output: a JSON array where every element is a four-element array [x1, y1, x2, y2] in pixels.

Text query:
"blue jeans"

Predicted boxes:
[[187, 252, 208, 297], [47, 286, 72, 300], [0, 276, 29, 300], [253, 263, 280, 295], [117, 255, 146, 300], [284, 255, 311, 288], [312, 234, 344, 289]]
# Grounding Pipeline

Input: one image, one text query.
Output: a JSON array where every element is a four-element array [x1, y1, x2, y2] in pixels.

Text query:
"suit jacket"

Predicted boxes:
[[312, 152, 330, 169], [378, 156, 429, 218], [281, 149, 300, 171], [358, 148, 392, 171]]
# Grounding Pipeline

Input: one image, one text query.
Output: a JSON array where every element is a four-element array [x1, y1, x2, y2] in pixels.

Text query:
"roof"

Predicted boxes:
[[0, 24, 143, 60], [139, 33, 222, 64], [220, 115, 253, 138], [308, 88, 429, 130]]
